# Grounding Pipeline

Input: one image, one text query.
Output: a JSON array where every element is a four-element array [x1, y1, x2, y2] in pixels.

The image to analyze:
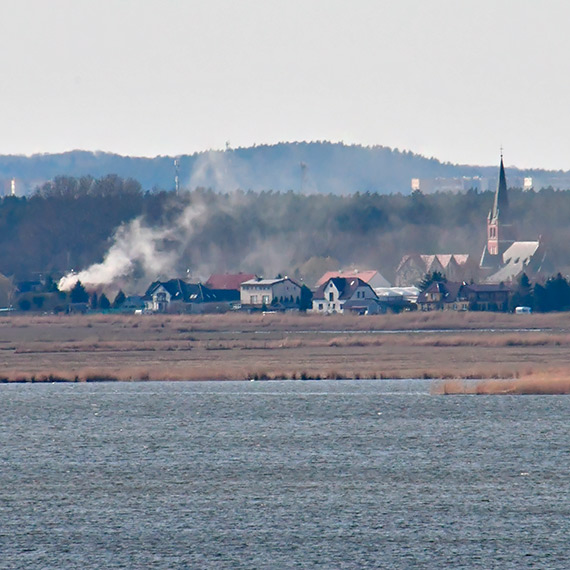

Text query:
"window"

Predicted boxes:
[[329, 292, 334, 301], [251, 295, 258, 304], [262, 295, 270, 305], [318, 303, 323, 310]]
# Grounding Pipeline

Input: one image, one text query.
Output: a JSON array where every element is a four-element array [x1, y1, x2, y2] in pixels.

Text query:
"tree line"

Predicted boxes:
[[2, 175, 570, 284], [511, 273, 570, 312]]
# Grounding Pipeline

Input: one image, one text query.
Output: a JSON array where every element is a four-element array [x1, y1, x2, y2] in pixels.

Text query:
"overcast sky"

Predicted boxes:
[[1, 0, 569, 169]]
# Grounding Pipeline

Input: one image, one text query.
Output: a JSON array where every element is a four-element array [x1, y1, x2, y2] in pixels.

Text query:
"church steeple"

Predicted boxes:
[[490, 155, 509, 223], [485, 154, 515, 259]]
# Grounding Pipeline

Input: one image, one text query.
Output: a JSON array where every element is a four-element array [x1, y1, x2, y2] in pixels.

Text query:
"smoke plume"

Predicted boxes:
[[58, 201, 206, 292]]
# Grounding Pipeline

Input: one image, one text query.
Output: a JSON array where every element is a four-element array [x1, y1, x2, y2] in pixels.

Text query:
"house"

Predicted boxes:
[[205, 272, 256, 290], [315, 269, 391, 289], [417, 281, 511, 312], [311, 277, 380, 314], [417, 281, 467, 311], [240, 277, 302, 309], [462, 283, 511, 311], [143, 279, 239, 313], [395, 253, 477, 286]]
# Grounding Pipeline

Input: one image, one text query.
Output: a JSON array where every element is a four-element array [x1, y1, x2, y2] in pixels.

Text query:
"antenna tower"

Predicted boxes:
[[174, 158, 180, 194]]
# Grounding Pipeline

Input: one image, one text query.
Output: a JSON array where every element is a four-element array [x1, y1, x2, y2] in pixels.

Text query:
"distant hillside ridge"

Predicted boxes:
[[1, 142, 569, 196]]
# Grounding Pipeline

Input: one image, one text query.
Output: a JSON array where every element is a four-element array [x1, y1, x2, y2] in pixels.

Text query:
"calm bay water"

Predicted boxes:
[[0, 379, 568, 569]]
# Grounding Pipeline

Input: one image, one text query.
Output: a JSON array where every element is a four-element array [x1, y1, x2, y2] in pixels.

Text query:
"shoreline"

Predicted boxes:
[[3, 373, 569, 397]]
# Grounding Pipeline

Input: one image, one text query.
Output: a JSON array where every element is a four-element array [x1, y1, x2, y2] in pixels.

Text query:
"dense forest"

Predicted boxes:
[[2, 142, 570, 196], [2, 175, 570, 292]]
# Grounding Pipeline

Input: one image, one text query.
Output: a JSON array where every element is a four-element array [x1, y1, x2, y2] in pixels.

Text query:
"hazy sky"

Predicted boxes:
[[1, 0, 569, 169]]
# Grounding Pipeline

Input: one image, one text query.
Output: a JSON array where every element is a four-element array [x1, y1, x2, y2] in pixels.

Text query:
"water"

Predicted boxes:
[[0, 380, 568, 569]]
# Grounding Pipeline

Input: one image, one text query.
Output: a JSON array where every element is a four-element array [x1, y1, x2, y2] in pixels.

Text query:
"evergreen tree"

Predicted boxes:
[[99, 293, 111, 309], [70, 280, 89, 303], [44, 275, 59, 293], [113, 290, 126, 308], [299, 284, 313, 312], [419, 271, 446, 292], [509, 273, 533, 311], [544, 273, 570, 311]]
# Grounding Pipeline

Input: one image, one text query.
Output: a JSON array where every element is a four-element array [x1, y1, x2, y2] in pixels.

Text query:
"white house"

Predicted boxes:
[[311, 277, 379, 314], [240, 277, 302, 308]]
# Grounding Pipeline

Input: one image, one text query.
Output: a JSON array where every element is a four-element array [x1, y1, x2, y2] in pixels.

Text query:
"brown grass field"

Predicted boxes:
[[1, 310, 570, 393]]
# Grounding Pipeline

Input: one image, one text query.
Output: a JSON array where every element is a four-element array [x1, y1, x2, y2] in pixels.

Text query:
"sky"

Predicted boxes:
[[1, 0, 569, 170]]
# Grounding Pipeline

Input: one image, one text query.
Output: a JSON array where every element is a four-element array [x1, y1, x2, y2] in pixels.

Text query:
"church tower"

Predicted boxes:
[[481, 154, 516, 267]]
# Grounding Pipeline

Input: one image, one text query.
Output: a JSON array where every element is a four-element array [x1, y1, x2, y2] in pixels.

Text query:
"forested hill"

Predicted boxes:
[[1, 142, 568, 195]]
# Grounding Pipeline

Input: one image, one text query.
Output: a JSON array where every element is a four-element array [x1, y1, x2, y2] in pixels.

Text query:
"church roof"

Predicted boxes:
[[485, 241, 540, 283]]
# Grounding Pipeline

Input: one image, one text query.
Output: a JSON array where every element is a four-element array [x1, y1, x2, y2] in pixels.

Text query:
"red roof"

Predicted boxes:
[[205, 273, 256, 290], [315, 270, 380, 287]]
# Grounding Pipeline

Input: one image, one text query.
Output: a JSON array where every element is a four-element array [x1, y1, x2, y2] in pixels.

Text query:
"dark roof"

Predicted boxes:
[[144, 279, 239, 303], [463, 283, 511, 293], [417, 281, 464, 304], [418, 281, 513, 304], [313, 277, 375, 301]]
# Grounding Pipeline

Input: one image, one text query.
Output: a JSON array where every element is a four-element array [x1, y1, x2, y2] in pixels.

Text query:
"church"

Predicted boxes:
[[480, 155, 548, 283]]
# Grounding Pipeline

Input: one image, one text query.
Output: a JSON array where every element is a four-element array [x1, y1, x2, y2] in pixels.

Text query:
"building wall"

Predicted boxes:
[[241, 279, 300, 306], [145, 286, 171, 312]]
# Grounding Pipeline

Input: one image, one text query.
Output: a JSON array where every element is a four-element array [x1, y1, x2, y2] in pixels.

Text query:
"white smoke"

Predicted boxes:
[[58, 201, 206, 292], [58, 150, 316, 294], [188, 150, 241, 192]]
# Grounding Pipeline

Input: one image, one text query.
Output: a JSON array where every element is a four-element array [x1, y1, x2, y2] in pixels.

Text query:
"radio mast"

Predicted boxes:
[[174, 158, 180, 194]]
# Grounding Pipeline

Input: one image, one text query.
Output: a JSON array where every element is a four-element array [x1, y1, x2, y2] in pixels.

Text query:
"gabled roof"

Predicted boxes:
[[417, 281, 464, 304], [313, 277, 376, 301], [420, 254, 471, 270], [485, 241, 540, 283], [144, 279, 239, 303], [241, 277, 301, 287], [397, 253, 471, 273], [205, 273, 256, 290], [144, 278, 188, 300], [315, 269, 390, 288]]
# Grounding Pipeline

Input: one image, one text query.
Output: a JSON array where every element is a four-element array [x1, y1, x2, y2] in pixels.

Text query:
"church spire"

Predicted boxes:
[[491, 154, 509, 222]]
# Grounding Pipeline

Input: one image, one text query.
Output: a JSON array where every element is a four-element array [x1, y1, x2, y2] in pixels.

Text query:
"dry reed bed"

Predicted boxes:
[[2, 311, 570, 384], [432, 373, 570, 395], [0, 365, 525, 384], [9, 331, 570, 354], [1, 310, 569, 334]]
